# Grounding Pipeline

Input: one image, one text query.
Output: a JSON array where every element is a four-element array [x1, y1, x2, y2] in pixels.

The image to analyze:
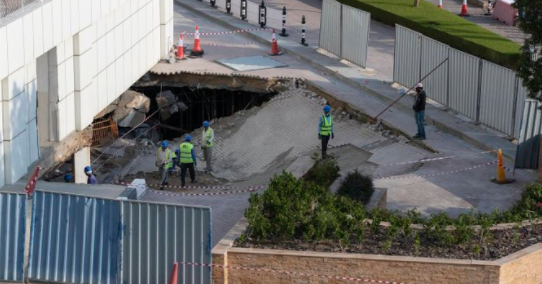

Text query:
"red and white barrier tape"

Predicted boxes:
[[374, 160, 497, 180], [380, 150, 498, 167], [178, 261, 426, 284], [201, 41, 258, 47], [116, 181, 266, 191], [182, 27, 271, 36], [146, 186, 265, 196]]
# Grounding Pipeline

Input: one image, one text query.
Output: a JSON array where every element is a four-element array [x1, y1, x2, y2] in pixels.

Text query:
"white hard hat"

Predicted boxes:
[[416, 83, 423, 88]]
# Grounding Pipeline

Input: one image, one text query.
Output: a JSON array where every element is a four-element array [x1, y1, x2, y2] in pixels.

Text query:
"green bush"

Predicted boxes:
[[244, 171, 366, 243], [304, 157, 340, 188], [338, 0, 521, 69], [337, 170, 374, 204]]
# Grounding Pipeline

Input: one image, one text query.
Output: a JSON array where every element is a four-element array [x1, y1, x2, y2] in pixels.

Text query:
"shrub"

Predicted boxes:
[[304, 157, 340, 188], [337, 170, 374, 204], [244, 171, 366, 243], [338, 0, 521, 69]]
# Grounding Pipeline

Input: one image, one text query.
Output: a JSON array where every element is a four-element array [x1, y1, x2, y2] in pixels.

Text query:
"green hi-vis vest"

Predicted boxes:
[[157, 148, 176, 169], [204, 128, 214, 147], [320, 115, 333, 136], [179, 142, 194, 164]]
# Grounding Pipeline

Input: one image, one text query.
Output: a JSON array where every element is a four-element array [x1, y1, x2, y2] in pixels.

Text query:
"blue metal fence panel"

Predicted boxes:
[[120, 201, 212, 284], [515, 100, 542, 169], [0, 192, 26, 282], [28, 191, 122, 284]]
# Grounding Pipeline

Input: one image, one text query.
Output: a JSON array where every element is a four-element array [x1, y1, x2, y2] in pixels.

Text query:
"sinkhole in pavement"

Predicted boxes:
[[131, 85, 277, 140]]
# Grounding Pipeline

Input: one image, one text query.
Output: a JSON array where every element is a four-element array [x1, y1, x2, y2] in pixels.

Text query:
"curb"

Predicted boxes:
[[174, 0, 516, 162]]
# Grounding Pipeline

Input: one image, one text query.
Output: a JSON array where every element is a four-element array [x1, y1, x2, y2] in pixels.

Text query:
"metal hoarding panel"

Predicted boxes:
[[479, 60, 517, 136], [448, 48, 480, 120], [319, 0, 341, 57], [0, 192, 26, 282], [231, 0, 241, 18], [393, 25, 422, 88], [28, 191, 122, 284], [120, 201, 212, 284], [341, 5, 370, 68], [515, 100, 542, 169], [515, 82, 529, 138], [420, 36, 449, 106]]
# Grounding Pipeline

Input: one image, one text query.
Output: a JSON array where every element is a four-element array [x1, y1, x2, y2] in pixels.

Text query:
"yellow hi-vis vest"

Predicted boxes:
[[320, 115, 333, 136], [203, 128, 214, 147], [179, 142, 194, 164], [157, 148, 176, 169]]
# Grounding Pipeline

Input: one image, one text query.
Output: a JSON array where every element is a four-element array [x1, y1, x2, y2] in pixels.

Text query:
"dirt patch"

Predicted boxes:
[[236, 224, 542, 261]]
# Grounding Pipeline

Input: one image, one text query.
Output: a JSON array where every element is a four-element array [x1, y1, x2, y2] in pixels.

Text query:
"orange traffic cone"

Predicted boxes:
[[177, 34, 186, 60], [459, 0, 469, 16], [438, 0, 443, 8], [191, 26, 204, 57], [491, 149, 515, 184], [269, 29, 281, 56], [168, 262, 179, 284]]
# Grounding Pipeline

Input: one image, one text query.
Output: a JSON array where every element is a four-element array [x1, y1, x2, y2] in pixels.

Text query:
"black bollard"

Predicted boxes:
[[301, 15, 308, 46], [259, 1, 267, 28], [279, 7, 289, 37], [241, 0, 247, 20], [210, 0, 216, 7], [226, 0, 231, 13]]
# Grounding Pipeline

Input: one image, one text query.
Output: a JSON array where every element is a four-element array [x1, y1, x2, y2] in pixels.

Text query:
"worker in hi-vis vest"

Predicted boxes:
[[156, 141, 176, 190], [178, 135, 198, 187], [201, 120, 214, 172], [318, 105, 334, 158]]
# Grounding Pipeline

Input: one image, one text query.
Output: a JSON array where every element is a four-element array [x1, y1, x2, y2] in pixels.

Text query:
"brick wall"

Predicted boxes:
[[498, 244, 542, 284], [219, 248, 501, 284]]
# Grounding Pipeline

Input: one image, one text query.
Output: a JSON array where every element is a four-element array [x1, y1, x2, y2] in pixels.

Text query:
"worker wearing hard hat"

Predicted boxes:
[[64, 173, 73, 183], [84, 166, 98, 185], [201, 121, 214, 172], [412, 83, 427, 140], [318, 105, 334, 159], [156, 141, 176, 190], [178, 135, 197, 187]]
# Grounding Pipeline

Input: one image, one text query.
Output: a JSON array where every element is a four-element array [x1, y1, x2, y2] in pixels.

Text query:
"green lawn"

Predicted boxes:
[[338, 0, 521, 69]]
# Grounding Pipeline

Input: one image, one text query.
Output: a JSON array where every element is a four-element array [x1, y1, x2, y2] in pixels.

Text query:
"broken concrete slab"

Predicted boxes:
[[120, 90, 151, 113], [116, 109, 146, 128], [286, 156, 315, 179]]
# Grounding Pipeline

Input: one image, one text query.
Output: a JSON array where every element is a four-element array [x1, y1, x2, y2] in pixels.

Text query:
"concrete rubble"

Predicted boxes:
[[156, 90, 188, 120]]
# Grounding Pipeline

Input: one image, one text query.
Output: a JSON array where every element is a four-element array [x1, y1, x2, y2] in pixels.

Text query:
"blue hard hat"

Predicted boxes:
[[323, 105, 331, 112], [203, 121, 210, 127], [84, 166, 92, 174], [64, 174, 73, 182], [185, 135, 192, 141], [161, 141, 168, 147]]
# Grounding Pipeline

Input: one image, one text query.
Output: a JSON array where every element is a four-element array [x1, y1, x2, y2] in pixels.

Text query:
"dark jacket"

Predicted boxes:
[[413, 90, 426, 112]]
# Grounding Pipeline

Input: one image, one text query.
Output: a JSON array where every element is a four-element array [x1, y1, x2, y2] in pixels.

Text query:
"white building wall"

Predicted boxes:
[[0, 0, 173, 187]]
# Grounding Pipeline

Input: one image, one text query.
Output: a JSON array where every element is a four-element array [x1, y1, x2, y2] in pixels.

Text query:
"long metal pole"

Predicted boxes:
[[373, 58, 449, 121]]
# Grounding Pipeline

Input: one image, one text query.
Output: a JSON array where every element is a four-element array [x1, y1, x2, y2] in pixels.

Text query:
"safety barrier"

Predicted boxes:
[[319, 0, 370, 68], [0, 192, 26, 282], [515, 100, 542, 169], [27, 191, 212, 284], [393, 25, 527, 138]]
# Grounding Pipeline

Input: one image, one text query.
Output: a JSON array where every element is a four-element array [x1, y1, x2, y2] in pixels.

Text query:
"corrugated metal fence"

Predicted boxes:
[[515, 100, 542, 169], [393, 25, 527, 137], [0, 192, 26, 282], [27, 191, 212, 284], [319, 0, 370, 67]]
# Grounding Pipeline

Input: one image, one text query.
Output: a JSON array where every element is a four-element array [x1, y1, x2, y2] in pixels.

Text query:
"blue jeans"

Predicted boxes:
[[415, 110, 426, 138]]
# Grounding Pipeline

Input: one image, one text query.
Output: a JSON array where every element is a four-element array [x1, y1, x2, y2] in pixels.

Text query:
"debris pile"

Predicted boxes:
[[95, 90, 152, 127]]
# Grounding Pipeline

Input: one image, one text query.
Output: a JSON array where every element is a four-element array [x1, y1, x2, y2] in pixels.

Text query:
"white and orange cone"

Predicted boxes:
[[190, 26, 204, 57], [269, 29, 281, 56], [459, 0, 469, 16], [438, 0, 443, 9], [177, 34, 186, 60]]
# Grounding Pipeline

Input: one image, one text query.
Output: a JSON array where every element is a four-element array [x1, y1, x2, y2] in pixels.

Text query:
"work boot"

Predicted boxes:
[[413, 134, 420, 138], [191, 180, 198, 184]]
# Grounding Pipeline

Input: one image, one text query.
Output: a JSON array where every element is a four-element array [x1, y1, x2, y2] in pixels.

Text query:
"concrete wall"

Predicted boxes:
[[0, 0, 173, 187], [498, 244, 542, 284]]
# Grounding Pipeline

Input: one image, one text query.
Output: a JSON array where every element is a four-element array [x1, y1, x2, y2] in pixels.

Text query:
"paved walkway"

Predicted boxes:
[[148, 1, 536, 244]]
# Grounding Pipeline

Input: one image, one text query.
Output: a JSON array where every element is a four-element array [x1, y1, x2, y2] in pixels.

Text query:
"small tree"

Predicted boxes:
[[514, 0, 542, 101]]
